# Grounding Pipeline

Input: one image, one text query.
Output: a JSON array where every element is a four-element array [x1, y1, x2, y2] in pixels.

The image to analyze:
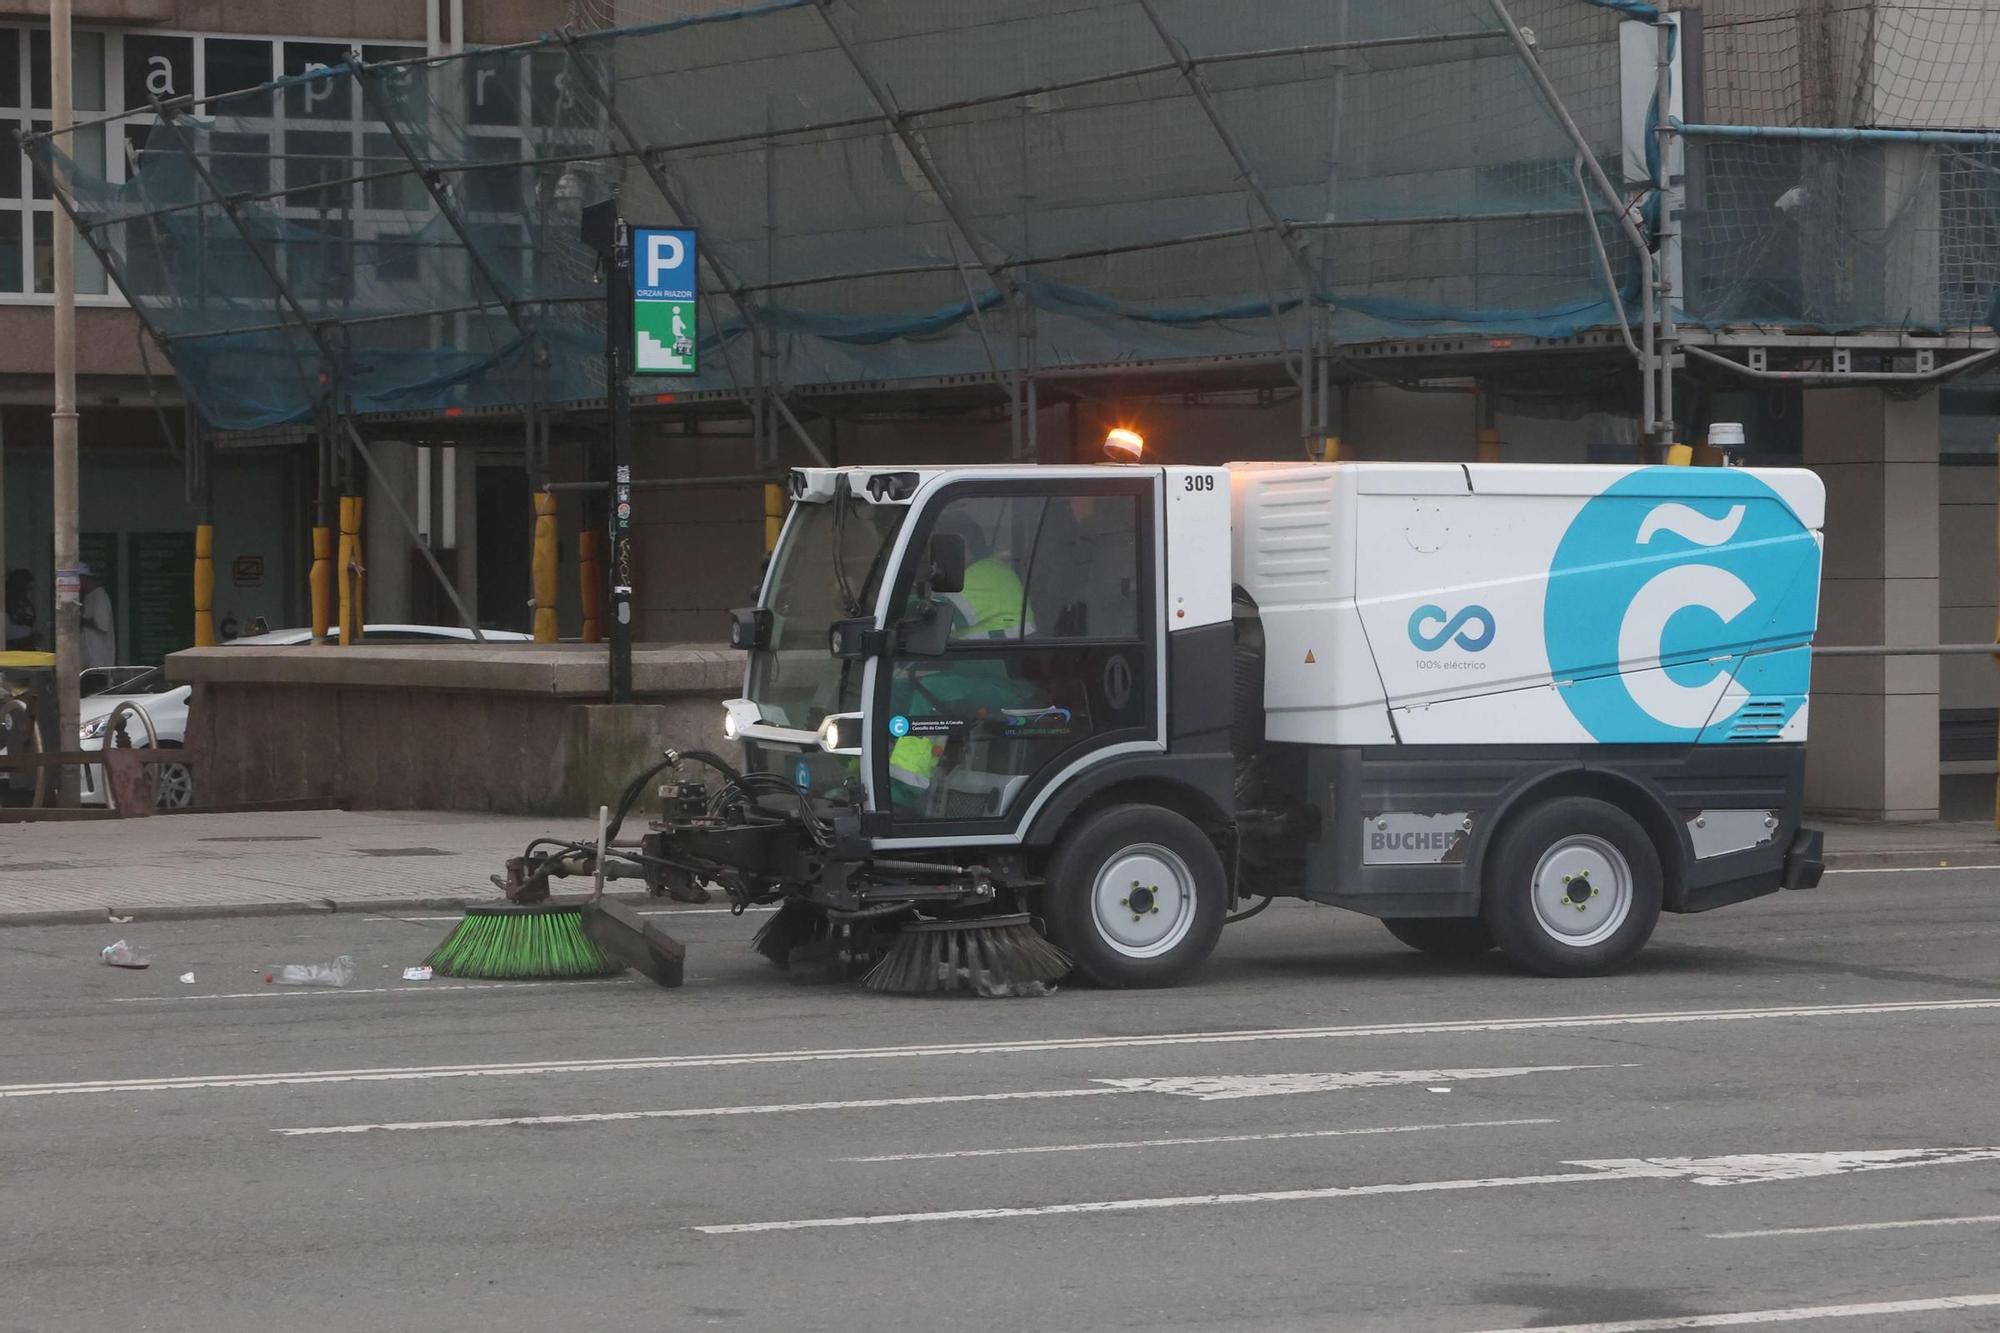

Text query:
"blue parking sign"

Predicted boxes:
[[632, 227, 698, 376]]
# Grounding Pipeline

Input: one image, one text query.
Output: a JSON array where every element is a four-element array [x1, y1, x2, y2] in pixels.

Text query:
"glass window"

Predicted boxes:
[[121, 34, 192, 109], [37, 205, 108, 295], [361, 133, 422, 212], [366, 229, 421, 284], [360, 47, 426, 126], [282, 42, 354, 121], [205, 38, 273, 118], [31, 30, 104, 111], [0, 135, 17, 198], [212, 131, 270, 198], [900, 493, 1142, 643], [284, 129, 349, 195], [0, 209, 21, 292], [29, 117, 47, 198], [0, 29, 20, 109], [464, 52, 521, 127], [463, 137, 524, 213]]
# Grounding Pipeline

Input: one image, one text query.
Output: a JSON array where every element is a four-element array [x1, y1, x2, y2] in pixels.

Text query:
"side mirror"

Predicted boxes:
[[927, 533, 968, 595]]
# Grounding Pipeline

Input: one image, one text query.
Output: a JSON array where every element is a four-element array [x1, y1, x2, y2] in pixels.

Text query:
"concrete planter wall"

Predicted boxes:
[[170, 643, 739, 815]]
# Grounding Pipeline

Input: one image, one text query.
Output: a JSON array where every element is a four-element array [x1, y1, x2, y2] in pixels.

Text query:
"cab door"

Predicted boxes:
[[869, 475, 1161, 845]]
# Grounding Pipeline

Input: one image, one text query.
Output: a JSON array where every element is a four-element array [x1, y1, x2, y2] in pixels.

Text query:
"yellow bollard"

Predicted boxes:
[[1476, 427, 1502, 464], [1319, 435, 1341, 463], [351, 496, 366, 643], [309, 524, 333, 641], [763, 483, 785, 554], [193, 524, 217, 647], [336, 495, 360, 646], [578, 528, 602, 645], [1666, 443, 1695, 467], [532, 492, 559, 643]]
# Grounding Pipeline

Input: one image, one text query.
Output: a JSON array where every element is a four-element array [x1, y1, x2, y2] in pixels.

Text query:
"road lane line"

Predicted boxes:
[[10, 996, 1997, 1099], [836, 1117, 1559, 1163], [277, 1067, 1601, 1136], [693, 1163, 1684, 1233], [692, 1149, 2000, 1235], [1709, 1213, 2000, 1240], [1451, 1292, 2000, 1332], [277, 1087, 1126, 1134]]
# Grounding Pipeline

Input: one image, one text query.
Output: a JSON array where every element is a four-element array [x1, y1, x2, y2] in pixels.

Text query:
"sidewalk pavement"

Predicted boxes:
[[0, 808, 1996, 926]]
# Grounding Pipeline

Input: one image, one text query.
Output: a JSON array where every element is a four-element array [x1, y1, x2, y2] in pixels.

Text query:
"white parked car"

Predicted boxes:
[[78, 624, 533, 808]]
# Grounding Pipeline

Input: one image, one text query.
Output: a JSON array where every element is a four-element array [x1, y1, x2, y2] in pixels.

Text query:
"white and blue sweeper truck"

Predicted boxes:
[[514, 455, 1827, 994]]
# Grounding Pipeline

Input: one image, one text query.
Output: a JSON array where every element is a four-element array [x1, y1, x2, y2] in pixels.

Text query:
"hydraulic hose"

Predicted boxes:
[[1225, 895, 1274, 925]]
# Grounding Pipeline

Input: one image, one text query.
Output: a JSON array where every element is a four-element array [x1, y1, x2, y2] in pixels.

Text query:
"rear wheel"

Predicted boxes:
[[1042, 804, 1226, 988], [1481, 796, 1662, 977], [1380, 917, 1495, 959]]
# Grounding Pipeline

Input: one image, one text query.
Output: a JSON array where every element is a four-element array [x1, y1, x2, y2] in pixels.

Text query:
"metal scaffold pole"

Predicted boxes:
[[49, 0, 80, 805]]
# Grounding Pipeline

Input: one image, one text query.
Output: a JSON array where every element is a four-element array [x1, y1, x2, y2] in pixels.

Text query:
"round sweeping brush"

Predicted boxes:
[[862, 913, 1071, 998], [424, 904, 626, 980]]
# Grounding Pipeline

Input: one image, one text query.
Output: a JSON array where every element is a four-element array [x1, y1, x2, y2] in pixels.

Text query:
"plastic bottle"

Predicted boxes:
[[273, 955, 355, 987]]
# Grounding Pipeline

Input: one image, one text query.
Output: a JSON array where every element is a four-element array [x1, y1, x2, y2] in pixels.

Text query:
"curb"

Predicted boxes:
[[1823, 849, 2000, 871], [0, 891, 675, 929], [4, 855, 1993, 927]]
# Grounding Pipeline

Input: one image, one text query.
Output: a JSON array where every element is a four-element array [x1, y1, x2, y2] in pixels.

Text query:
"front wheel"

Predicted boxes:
[[1481, 796, 1663, 977], [1041, 804, 1226, 988]]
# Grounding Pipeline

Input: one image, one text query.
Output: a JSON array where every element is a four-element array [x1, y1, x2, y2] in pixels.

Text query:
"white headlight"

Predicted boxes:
[[722, 710, 740, 741], [818, 715, 843, 753], [79, 717, 107, 740]]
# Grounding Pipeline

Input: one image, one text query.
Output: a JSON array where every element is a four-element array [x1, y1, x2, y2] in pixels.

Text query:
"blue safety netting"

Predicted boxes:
[[29, 0, 1999, 432]]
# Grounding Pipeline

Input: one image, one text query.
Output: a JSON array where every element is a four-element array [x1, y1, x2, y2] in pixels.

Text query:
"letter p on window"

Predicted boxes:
[[645, 234, 685, 287]]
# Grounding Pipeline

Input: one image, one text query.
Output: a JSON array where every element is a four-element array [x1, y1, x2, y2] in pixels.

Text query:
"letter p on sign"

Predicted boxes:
[[644, 233, 684, 287]]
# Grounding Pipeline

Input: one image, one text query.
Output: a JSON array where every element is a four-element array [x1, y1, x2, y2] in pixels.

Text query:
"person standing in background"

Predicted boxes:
[[78, 564, 115, 673], [5, 569, 38, 651]]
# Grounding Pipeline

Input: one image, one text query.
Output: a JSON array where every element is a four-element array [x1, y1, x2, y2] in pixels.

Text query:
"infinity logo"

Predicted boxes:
[[1409, 604, 1496, 653]]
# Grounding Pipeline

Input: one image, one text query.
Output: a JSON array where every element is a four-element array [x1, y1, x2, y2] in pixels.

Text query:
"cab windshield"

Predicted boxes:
[[747, 490, 905, 730]]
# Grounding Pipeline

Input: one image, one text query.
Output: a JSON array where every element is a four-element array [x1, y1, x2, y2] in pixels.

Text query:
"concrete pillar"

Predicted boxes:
[[1802, 387, 1940, 820], [361, 441, 417, 624]]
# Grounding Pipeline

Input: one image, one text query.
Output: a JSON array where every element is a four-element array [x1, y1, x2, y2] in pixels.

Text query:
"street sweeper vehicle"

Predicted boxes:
[[495, 456, 1827, 994]]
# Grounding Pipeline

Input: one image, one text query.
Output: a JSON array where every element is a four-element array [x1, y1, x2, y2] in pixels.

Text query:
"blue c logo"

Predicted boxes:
[[1544, 468, 1820, 743], [1409, 604, 1496, 653], [794, 759, 812, 791], [887, 714, 911, 738]]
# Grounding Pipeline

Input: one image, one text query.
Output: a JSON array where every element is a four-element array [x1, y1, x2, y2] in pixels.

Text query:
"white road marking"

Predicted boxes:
[[276, 1066, 1597, 1137], [836, 1117, 1558, 1163], [1451, 1292, 2000, 1332], [1099, 1065, 1625, 1100], [10, 996, 1997, 1099], [109, 979, 640, 1003], [691, 1147, 2000, 1235], [278, 1087, 1125, 1135], [1709, 1212, 2000, 1240], [1575, 1147, 2000, 1187]]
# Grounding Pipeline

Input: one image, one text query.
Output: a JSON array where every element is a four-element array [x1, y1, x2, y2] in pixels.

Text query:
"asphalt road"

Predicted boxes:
[[4, 866, 1999, 1333]]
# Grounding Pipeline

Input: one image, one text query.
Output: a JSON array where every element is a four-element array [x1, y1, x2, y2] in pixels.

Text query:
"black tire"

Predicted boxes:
[[1380, 917, 1495, 959], [151, 741, 195, 811], [1481, 796, 1663, 977], [1041, 803, 1227, 988]]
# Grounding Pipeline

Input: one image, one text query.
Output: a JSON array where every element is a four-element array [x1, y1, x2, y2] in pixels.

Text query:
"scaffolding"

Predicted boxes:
[[20, 0, 2000, 479]]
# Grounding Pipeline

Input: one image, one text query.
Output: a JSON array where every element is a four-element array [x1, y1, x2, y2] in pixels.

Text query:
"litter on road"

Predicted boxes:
[[99, 940, 147, 969], [272, 956, 354, 988]]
